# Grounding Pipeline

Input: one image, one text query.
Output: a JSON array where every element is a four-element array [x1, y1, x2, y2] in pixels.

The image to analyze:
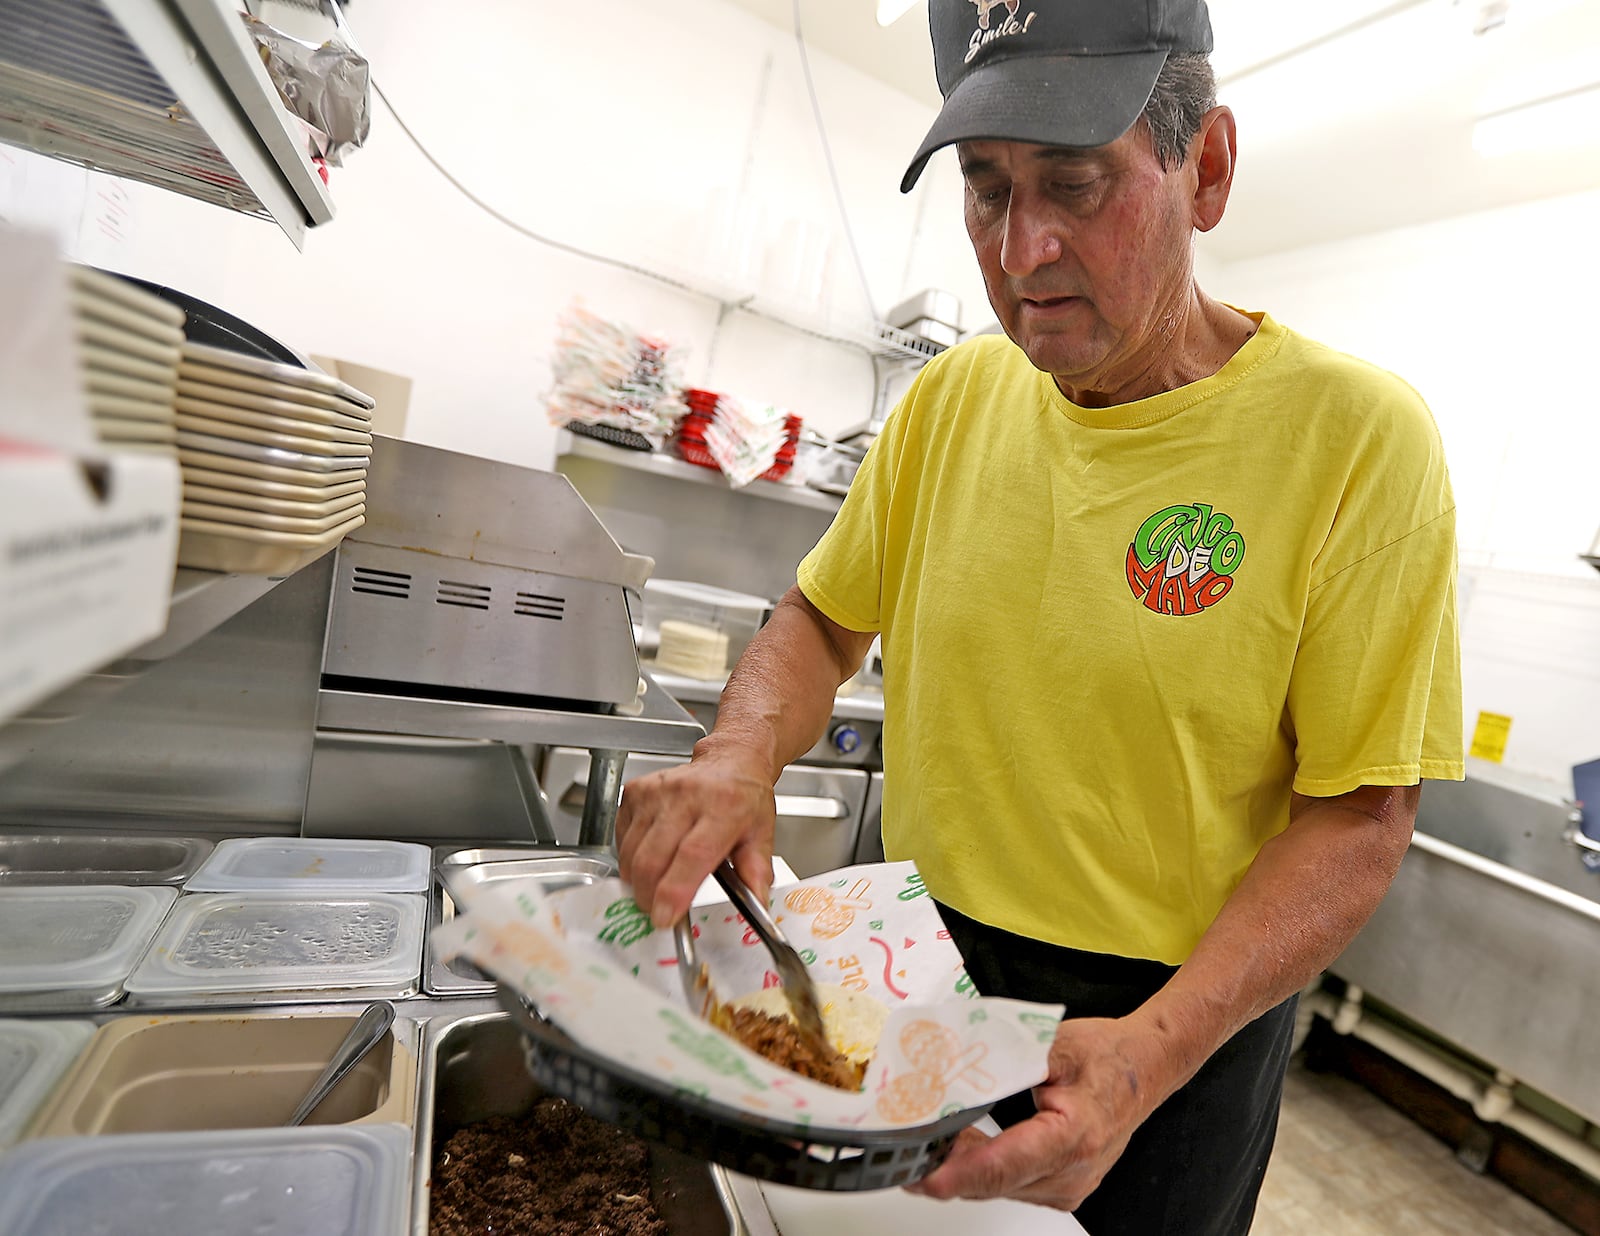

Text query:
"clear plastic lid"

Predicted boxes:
[[0, 1122, 412, 1236], [0, 834, 213, 886], [642, 577, 771, 616], [0, 1019, 95, 1147], [123, 893, 424, 998], [0, 886, 178, 997], [184, 838, 431, 894]]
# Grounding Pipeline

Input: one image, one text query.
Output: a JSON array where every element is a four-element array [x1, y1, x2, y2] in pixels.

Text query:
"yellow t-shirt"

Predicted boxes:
[[796, 312, 1464, 965]]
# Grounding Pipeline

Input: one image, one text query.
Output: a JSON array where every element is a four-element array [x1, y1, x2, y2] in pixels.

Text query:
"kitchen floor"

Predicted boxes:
[[1251, 1061, 1575, 1235]]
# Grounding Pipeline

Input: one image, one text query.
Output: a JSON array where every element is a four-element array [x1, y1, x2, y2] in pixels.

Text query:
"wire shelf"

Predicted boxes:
[[0, 65, 270, 219], [0, 0, 333, 245], [738, 297, 950, 365], [867, 321, 948, 363], [0, 0, 267, 217]]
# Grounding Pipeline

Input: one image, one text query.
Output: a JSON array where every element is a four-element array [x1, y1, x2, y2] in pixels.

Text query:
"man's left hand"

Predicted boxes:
[[906, 1015, 1163, 1211]]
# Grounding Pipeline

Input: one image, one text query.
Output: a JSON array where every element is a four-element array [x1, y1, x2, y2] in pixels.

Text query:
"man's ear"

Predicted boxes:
[[1190, 106, 1238, 234]]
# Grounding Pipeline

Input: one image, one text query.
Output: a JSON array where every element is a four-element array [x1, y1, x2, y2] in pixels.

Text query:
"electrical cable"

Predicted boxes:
[[790, 0, 880, 321], [371, 79, 890, 364], [371, 81, 706, 299]]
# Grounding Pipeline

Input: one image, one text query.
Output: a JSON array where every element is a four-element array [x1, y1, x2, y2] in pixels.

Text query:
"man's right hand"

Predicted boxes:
[[616, 585, 876, 928], [615, 746, 778, 929]]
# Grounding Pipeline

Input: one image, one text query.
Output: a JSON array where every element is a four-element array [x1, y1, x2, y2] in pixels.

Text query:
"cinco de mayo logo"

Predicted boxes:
[[1125, 503, 1246, 616]]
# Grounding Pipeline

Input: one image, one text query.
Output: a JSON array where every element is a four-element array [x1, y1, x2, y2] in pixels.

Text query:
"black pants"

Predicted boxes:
[[937, 902, 1297, 1236]]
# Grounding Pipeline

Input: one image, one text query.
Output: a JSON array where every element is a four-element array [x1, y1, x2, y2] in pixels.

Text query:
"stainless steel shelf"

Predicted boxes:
[[0, 562, 311, 777], [555, 430, 843, 513], [120, 567, 296, 664], [734, 296, 949, 365], [647, 263, 950, 364], [0, 0, 335, 247], [315, 671, 706, 757]]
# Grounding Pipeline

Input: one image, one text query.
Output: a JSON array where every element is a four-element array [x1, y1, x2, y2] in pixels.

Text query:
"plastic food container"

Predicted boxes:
[[123, 892, 425, 1006], [0, 1020, 95, 1147], [0, 886, 179, 1011], [176, 448, 366, 487], [180, 340, 376, 406], [26, 1011, 417, 1136], [185, 837, 431, 894], [0, 1123, 412, 1236], [0, 834, 212, 886], [176, 511, 365, 575], [641, 579, 770, 677]]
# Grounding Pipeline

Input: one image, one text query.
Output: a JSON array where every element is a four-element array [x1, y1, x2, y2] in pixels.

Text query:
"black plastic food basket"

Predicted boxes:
[[496, 985, 993, 1191]]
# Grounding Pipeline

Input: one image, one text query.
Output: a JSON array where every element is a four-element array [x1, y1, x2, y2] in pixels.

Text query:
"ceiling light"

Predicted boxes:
[[1472, 84, 1600, 156], [876, 0, 923, 27]]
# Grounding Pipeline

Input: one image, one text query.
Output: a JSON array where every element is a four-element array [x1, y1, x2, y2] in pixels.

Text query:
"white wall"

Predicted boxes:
[[1, 0, 989, 465], [1206, 190, 1600, 795], [10, 1, 1594, 794]]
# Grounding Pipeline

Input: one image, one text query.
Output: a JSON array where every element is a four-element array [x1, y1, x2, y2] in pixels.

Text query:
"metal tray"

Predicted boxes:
[[424, 846, 618, 997], [0, 833, 213, 886], [413, 1011, 754, 1236]]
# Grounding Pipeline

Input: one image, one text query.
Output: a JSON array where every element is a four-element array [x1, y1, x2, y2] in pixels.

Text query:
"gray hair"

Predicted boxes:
[[1139, 53, 1217, 171]]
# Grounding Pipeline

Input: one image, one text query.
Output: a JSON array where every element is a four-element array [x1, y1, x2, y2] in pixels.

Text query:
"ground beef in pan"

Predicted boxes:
[[428, 1098, 668, 1236]]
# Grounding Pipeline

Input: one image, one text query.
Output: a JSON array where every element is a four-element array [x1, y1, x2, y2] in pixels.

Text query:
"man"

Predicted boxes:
[[617, 1, 1463, 1231]]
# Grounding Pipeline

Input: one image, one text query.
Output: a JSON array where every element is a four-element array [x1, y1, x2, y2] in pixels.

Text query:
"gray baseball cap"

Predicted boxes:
[[901, 0, 1215, 192]]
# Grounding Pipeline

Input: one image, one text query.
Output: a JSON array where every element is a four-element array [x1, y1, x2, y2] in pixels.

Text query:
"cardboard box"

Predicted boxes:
[[308, 353, 412, 439], [0, 441, 181, 723]]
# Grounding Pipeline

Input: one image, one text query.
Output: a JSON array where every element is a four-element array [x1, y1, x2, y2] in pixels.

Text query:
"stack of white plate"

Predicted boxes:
[[71, 267, 184, 455], [173, 342, 376, 575]]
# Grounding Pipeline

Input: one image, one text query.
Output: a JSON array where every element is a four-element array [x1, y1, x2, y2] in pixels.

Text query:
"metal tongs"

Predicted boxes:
[[675, 860, 831, 1058]]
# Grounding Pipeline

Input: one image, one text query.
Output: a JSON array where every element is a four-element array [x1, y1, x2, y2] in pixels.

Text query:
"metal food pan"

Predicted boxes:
[[413, 1011, 757, 1236], [425, 847, 617, 997], [0, 833, 213, 886]]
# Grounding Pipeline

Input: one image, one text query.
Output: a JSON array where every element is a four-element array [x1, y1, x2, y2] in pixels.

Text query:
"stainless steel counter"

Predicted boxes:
[[1331, 775, 1600, 1125], [0, 556, 335, 833]]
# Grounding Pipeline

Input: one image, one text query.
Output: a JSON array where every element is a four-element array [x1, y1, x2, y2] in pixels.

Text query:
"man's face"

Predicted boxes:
[[959, 129, 1198, 401]]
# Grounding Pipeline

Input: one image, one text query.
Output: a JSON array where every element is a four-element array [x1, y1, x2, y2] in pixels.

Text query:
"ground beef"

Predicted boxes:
[[428, 1099, 668, 1236], [721, 1006, 866, 1092]]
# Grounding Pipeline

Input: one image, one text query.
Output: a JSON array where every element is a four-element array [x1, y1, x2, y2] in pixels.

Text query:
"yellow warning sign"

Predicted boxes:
[[1469, 711, 1513, 763]]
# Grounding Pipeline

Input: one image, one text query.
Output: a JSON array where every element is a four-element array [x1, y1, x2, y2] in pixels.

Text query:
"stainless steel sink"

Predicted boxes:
[[412, 1011, 754, 1235], [423, 846, 618, 996]]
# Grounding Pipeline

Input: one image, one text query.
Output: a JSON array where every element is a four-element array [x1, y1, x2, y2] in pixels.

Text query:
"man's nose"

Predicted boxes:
[[999, 197, 1064, 278]]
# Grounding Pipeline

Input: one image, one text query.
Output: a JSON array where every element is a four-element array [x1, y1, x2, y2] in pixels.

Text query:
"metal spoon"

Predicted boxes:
[[285, 1000, 396, 1127]]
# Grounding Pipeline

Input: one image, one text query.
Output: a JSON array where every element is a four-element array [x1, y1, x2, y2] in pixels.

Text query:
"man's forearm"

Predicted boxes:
[[697, 585, 871, 781], [1125, 784, 1419, 1106]]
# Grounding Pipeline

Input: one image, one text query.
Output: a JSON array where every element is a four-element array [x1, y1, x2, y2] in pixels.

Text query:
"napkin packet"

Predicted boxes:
[[432, 860, 1064, 1131]]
